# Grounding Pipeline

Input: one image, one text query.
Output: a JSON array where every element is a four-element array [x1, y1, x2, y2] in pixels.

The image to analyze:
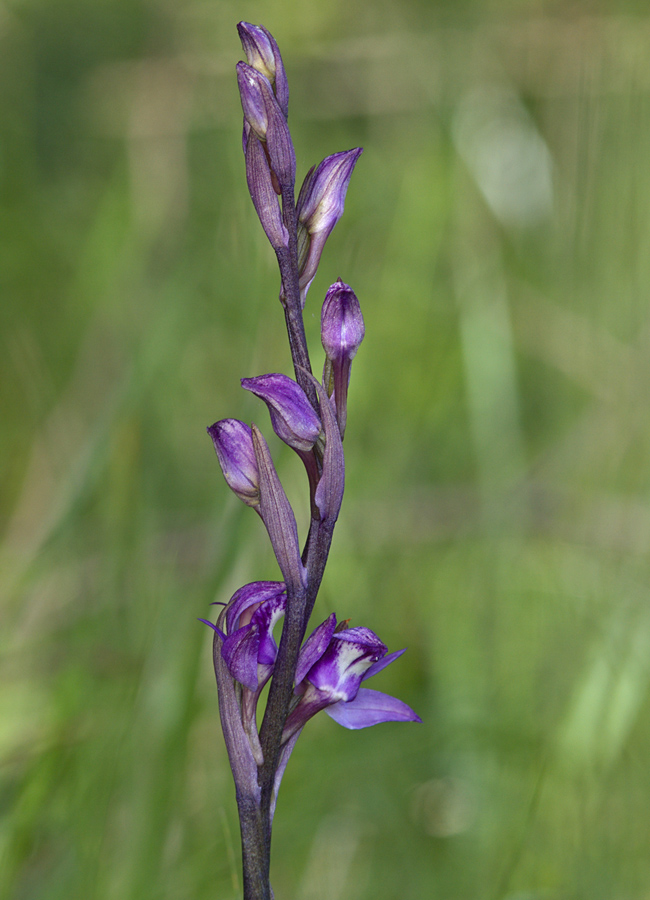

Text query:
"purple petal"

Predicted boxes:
[[250, 591, 287, 665], [321, 281, 365, 364], [320, 281, 364, 439], [236, 62, 269, 139], [363, 648, 406, 681], [242, 374, 321, 452], [221, 624, 261, 691], [296, 148, 362, 301], [295, 613, 337, 688], [225, 581, 285, 636], [237, 63, 295, 189], [306, 627, 387, 702], [297, 148, 362, 234], [325, 688, 422, 729]]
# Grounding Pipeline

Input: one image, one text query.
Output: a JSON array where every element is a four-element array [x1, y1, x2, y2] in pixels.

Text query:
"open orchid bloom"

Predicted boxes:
[[282, 618, 421, 741], [200, 582, 287, 691]]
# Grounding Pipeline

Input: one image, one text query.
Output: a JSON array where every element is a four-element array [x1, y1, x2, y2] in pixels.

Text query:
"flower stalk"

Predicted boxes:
[[204, 24, 420, 898]]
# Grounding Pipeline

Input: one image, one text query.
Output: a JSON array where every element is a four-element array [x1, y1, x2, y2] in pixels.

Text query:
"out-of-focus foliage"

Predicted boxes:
[[2, 1, 650, 898]]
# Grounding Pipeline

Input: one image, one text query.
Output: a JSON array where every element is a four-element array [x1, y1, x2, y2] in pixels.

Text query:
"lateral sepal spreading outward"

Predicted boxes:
[[203, 23, 420, 900]]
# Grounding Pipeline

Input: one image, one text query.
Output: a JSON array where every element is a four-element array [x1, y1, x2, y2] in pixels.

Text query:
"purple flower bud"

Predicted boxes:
[[236, 62, 295, 190], [242, 373, 322, 452], [296, 148, 362, 302], [237, 22, 289, 119], [321, 280, 365, 364], [283, 623, 421, 739], [207, 419, 260, 507], [321, 280, 365, 438]]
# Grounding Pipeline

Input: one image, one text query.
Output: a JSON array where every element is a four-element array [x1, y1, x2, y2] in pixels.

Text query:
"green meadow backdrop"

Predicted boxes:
[[2, 1, 650, 897]]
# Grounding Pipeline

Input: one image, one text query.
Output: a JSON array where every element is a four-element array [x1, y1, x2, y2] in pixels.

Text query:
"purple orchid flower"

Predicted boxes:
[[321, 280, 365, 439], [200, 582, 287, 689], [200, 581, 288, 767], [207, 419, 260, 507], [282, 617, 421, 741], [220, 582, 287, 691], [296, 148, 363, 304]]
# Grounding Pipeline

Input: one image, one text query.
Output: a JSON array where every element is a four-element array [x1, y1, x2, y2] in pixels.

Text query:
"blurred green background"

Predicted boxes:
[[2, 0, 650, 897]]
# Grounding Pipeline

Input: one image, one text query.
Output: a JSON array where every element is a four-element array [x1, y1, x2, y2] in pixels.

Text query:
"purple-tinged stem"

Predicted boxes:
[[276, 185, 318, 411]]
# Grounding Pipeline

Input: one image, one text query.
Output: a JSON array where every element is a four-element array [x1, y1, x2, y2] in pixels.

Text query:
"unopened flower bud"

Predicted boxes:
[[242, 373, 322, 452], [236, 62, 295, 190], [207, 419, 260, 507], [237, 22, 289, 118], [320, 281, 364, 438], [296, 148, 362, 303]]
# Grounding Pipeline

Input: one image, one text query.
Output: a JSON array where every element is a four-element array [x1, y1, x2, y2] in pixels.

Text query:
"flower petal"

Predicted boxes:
[[325, 688, 422, 729], [221, 624, 261, 691], [251, 591, 287, 665], [225, 581, 285, 636], [295, 613, 337, 688], [363, 647, 406, 681], [306, 626, 387, 702]]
